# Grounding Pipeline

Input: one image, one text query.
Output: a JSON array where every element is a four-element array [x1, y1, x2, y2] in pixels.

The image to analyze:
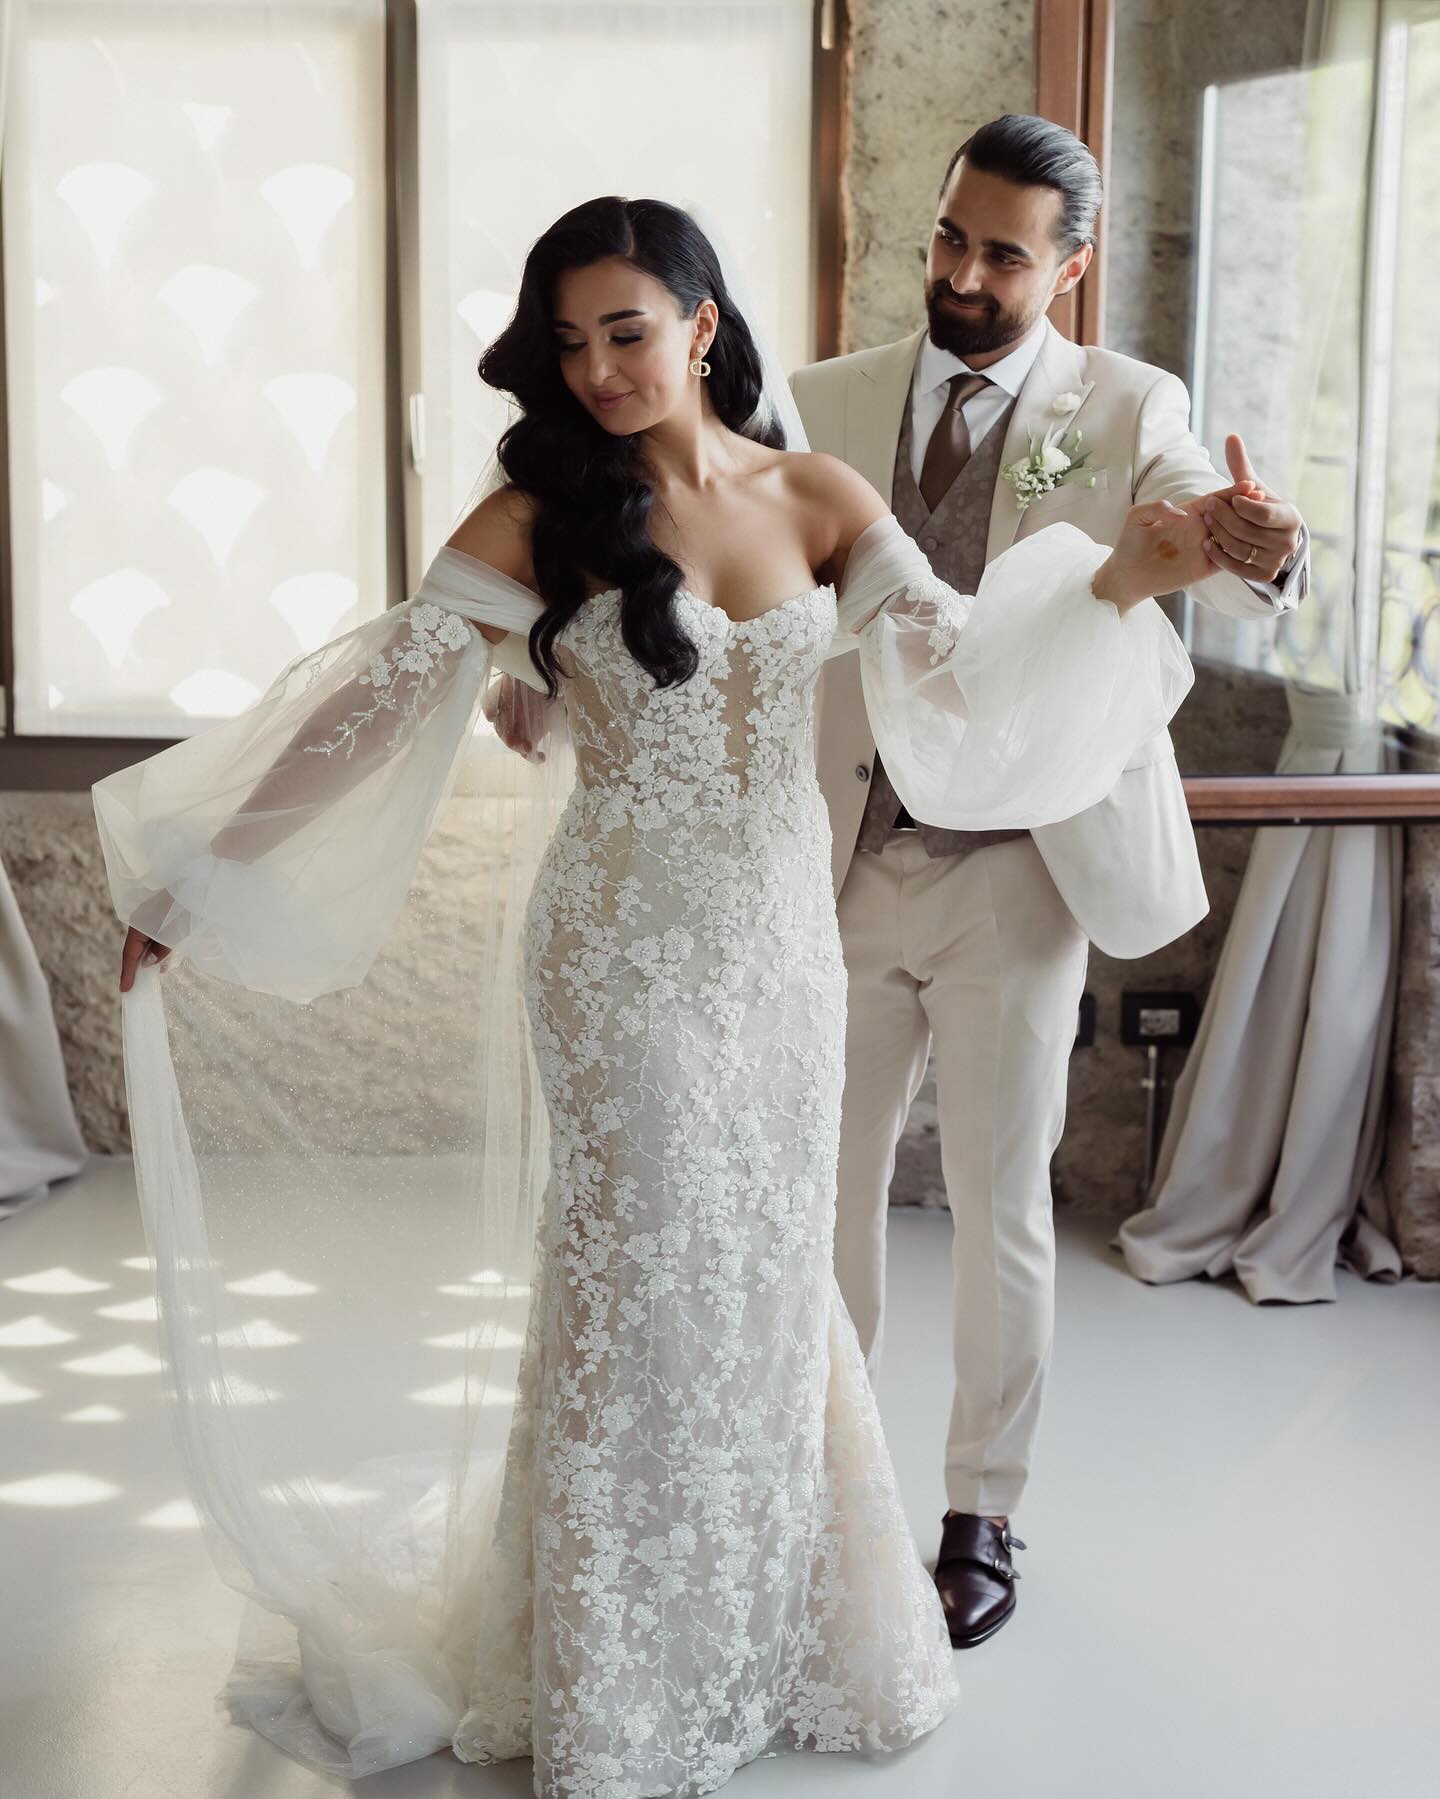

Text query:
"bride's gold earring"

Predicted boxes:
[[689, 349, 712, 378]]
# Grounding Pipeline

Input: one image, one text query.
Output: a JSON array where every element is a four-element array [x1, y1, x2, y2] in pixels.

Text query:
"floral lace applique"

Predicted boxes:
[[898, 575, 971, 666], [302, 600, 474, 760]]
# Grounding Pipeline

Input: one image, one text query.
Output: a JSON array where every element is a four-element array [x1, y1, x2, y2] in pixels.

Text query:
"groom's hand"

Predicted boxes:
[[1197, 435, 1303, 583]]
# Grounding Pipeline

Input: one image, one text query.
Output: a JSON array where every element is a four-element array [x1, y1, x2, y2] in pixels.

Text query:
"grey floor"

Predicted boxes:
[[2, 1157, 1436, 1799]]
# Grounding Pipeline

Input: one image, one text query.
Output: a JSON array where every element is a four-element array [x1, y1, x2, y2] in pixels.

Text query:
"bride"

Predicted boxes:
[[99, 195, 1205, 1795]]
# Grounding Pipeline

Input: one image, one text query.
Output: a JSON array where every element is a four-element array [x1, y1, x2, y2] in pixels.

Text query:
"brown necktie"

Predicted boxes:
[[918, 371, 992, 512]]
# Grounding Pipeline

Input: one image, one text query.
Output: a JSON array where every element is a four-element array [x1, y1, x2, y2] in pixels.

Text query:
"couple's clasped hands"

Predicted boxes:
[[1095, 433, 1302, 612]]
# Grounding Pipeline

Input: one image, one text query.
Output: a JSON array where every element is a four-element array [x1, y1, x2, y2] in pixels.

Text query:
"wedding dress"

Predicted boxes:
[[93, 510, 1190, 1793]]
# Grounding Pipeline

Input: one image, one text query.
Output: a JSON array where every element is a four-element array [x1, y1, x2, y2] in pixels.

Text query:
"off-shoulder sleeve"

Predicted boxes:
[[92, 547, 545, 1002], [826, 512, 1194, 830]]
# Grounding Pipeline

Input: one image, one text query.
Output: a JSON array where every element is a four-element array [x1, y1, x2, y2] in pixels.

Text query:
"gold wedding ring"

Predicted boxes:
[[1245, 543, 1259, 565]]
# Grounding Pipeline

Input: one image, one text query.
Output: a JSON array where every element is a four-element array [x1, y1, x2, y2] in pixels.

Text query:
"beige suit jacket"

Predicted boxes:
[[791, 319, 1305, 959]]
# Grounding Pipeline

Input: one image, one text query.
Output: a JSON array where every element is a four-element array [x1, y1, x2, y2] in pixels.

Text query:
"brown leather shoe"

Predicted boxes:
[[933, 1511, 1026, 1648]]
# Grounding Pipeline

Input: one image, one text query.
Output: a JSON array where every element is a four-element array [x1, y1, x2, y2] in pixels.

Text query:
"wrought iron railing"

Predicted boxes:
[[1190, 524, 1440, 736]]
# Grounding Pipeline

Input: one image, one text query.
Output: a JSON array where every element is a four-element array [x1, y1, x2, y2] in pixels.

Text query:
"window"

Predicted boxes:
[[1, 0, 837, 768], [3, 0, 388, 739], [410, 0, 818, 573], [1189, 7, 1440, 734]]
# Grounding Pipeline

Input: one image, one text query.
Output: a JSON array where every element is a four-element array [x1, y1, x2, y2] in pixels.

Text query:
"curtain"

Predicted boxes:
[[1119, 0, 1440, 1301], [1117, 692, 1402, 1301], [0, 847, 88, 1212], [0, 2, 89, 1214]]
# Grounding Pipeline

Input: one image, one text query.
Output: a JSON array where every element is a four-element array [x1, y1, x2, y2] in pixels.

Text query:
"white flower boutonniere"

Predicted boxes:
[[1001, 392, 1103, 513]]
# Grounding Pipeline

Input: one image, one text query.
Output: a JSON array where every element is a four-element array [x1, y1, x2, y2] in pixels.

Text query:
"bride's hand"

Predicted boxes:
[[1091, 493, 1231, 613], [483, 673, 550, 763], [120, 924, 173, 993]]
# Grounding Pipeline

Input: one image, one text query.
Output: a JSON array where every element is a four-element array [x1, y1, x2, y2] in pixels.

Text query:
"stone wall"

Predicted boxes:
[[1388, 824, 1440, 1277], [840, 0, 1033, 355]]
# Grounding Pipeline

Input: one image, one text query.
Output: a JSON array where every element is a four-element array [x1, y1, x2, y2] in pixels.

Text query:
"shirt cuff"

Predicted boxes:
[[1243, 521, 1309, 611]]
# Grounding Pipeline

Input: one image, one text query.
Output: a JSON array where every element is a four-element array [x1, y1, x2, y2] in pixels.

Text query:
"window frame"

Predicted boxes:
[[1034, 0, 1114, 348]]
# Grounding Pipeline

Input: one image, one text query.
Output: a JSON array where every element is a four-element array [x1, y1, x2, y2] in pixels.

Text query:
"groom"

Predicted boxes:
[[789, 114, 1308, 1647]]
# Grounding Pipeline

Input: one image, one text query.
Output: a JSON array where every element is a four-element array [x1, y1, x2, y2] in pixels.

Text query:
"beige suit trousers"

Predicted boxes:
[[833, 830, 1088, 1517]]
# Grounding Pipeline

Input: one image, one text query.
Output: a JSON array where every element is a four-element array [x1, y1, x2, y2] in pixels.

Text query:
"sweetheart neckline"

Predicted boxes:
[[588, 582, 835, 629]]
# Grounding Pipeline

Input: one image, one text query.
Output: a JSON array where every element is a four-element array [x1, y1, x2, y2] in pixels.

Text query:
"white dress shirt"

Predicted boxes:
[[907, 320, 1296, 601]]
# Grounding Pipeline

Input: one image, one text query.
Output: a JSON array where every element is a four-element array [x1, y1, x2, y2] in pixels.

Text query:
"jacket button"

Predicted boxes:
[[855, 763, 869, 781], [921, 534, 938, 552]]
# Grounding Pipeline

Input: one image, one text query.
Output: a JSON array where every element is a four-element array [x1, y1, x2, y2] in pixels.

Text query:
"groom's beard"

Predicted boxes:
[[925, 282, 1039, 358]]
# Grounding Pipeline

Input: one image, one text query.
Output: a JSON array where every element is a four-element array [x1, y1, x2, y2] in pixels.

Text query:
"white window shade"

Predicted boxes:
[[412, 0, 817, 571], [4, 0, 388, 738]]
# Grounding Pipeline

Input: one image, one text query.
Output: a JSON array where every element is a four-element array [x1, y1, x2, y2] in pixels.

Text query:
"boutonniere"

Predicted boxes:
[[1001, 392, 1103, 514]]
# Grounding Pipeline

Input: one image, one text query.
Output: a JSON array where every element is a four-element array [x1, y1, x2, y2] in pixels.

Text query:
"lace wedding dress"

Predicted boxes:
[[459, 569, 948, 1791], [93, 513, 1190, 1793]]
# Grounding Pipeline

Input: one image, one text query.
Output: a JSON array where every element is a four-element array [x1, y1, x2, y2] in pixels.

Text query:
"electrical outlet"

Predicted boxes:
[[1120, 990, 1199, 1048]]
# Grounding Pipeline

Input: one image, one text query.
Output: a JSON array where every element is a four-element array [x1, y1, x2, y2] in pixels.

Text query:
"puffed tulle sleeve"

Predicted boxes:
[[92, 548, 546, 1003], [827, 513, 1194, 830]]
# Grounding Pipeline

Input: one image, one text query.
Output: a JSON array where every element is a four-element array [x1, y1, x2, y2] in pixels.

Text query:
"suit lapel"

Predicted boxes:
[[986, 321, 1094, 561], [843, 326, 928, 496]]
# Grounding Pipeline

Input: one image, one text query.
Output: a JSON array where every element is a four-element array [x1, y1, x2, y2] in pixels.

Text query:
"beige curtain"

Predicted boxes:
[[1120, 0, 1440, 1300], [1118, 695, 1402, 1300], [0, 0, 88, 1214]]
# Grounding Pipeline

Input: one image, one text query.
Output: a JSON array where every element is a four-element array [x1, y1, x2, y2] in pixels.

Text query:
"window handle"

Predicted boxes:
[[408, 393, 427, 476]]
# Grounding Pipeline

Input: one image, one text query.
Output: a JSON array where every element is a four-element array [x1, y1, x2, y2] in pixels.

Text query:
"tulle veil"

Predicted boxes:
[[104, 580, 574, 1774]]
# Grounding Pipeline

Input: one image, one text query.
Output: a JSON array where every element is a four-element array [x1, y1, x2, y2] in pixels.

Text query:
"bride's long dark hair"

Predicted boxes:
[[478, 196, 784, 696]]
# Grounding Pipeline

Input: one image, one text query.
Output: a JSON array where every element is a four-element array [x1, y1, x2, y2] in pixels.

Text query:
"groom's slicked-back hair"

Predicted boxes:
[[940, 114, 1104, 254]]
